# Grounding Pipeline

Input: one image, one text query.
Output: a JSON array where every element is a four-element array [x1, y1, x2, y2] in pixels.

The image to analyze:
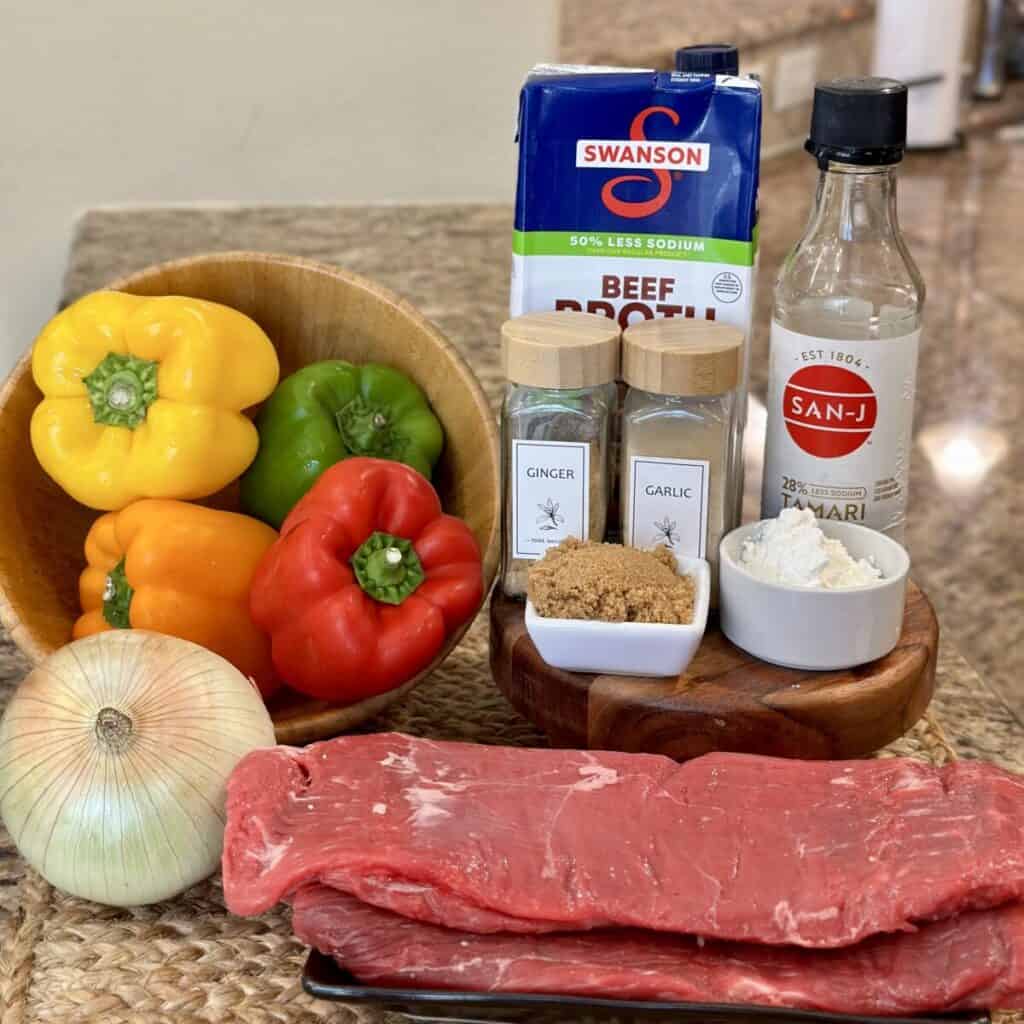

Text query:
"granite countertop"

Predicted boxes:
[[560, 0, 874, 68], [56, 132, 1024, 731], [1, 133, 1018, 745]]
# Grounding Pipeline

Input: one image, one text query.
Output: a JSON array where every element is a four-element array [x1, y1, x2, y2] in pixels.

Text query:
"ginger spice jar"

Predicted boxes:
[[500, 311, 620, 598]]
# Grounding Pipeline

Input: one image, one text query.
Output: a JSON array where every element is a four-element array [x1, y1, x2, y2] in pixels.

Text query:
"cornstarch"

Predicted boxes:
[[739, 508, 882, 589]]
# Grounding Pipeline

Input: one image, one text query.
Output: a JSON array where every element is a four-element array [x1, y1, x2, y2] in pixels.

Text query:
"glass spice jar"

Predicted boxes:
[[500, 311, 620, 598], [620, 319, 742, 604]]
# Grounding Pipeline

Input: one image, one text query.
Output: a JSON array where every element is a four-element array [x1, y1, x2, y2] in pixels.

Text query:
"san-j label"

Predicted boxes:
[[512, 439, 590, 560], [762, 323, 920, 530], [627, 455, 710, 559]]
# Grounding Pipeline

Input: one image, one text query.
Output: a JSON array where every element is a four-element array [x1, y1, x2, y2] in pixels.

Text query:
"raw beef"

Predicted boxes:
[[291, 885, 1024, 1014], [223, 733, 1024, 948]]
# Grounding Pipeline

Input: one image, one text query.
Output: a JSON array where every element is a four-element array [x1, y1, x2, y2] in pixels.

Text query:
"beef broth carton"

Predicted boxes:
[[511, 65, 762, 522], [511, 66, 761, 334]]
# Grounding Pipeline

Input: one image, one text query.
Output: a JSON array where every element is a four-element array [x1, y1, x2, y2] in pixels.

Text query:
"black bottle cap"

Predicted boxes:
[[806, 77, 908, 169], [675, 43, 739, 76]]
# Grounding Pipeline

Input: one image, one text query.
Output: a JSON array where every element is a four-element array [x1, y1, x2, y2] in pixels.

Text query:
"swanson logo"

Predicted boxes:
[[575, 105, 710, 219]]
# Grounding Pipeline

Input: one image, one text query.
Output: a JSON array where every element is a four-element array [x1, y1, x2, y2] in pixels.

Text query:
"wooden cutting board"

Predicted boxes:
[[490, 582, 938, 761]]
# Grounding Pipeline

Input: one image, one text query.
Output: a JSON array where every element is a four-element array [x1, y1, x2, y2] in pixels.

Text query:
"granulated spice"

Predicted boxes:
[[528, 538, 695, 624]]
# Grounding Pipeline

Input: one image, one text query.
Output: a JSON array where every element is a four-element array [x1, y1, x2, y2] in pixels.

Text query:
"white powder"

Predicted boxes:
[[739, 509, 882, 589]]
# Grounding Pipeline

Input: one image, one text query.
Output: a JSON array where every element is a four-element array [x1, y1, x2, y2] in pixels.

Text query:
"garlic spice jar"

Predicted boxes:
[[500, 312, 619, 598], [620, 319, 742, 603]]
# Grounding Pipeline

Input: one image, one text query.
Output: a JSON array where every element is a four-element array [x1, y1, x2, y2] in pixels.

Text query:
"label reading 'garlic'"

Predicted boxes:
[[512, 439, 590, 560], [626, 455, 710, 559]]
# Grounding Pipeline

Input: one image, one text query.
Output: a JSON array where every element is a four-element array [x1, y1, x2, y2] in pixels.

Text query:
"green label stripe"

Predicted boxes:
[[513, 230, 755, 266]]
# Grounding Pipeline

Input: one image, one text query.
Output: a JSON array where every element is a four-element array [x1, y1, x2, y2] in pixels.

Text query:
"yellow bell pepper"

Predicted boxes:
[[30, 291, 280, 510]]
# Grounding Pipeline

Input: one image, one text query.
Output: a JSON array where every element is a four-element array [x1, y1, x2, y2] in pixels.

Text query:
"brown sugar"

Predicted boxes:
[[527, 538, 695, 624]]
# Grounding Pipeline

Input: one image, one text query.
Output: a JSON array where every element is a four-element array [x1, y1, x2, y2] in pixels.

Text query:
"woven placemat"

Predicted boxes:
[[0, 194, 1016, 1021], [4, 616, 1011, 1024]]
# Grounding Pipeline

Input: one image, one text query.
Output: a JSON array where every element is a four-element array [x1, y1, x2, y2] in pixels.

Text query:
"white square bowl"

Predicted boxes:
[[523, 556, 710, 677]]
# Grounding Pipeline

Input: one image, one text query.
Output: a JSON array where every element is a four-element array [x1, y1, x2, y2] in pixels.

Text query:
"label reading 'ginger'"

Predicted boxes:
[[511, 439, 591, 560]]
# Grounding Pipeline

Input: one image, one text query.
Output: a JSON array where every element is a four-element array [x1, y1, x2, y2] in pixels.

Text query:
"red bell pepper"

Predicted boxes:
[[249, 457, 483, 702]]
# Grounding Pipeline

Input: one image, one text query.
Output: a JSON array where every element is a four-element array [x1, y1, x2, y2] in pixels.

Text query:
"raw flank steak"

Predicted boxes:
[[223, 733, 1024, 948], [291, 884, 1024, 1014]]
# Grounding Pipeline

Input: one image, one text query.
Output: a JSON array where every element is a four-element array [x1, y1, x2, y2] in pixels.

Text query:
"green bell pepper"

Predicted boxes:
[[240, 361, 444, 528]]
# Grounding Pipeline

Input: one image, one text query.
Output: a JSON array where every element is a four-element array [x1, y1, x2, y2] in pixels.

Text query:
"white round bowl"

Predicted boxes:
[[719, 521, 910, 671], [524, 556, 710, 677]]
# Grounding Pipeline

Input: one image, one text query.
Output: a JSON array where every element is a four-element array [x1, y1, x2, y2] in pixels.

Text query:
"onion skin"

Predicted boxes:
[[0, 631, 276, 906]]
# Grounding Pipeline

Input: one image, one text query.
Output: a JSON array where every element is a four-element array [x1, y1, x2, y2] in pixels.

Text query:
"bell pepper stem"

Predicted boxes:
[[337, 397, 404, 459], [102, 558, 134, 628], [351, 532, 424, 605], [366, 545, 406, 585], [84, 352, 159, 428]]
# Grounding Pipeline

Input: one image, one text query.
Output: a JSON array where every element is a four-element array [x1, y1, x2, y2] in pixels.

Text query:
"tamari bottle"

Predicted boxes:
[[762, 78, 924, 541], [500, 311, 619, 598], [620, 318, 742, 603]]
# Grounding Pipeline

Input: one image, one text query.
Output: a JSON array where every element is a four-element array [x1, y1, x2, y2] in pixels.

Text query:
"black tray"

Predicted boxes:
[[303, 950, 991, 1024]]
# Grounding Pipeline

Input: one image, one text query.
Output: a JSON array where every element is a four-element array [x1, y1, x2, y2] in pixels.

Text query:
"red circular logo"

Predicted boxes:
[[783, 365, 877, 458]]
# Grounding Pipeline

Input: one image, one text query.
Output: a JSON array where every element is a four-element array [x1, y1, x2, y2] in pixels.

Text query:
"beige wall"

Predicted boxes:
[[0, 1, 558, 375]]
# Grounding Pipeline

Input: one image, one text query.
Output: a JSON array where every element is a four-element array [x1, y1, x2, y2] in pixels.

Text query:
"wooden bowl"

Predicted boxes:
[[0, 251, 500, 743]]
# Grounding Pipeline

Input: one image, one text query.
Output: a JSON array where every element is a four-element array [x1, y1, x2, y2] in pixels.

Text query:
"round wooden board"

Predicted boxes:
[[490, 581, 939, 761]]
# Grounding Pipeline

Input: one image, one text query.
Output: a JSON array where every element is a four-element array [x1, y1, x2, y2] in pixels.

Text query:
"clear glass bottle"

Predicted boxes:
[[762, 78, 924, 541], [500, 312, 619, 598], [619, 319, 741, 604]]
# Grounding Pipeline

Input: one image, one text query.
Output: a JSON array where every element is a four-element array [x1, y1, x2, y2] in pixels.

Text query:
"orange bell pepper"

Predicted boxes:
[[73, 499, 280, 698]]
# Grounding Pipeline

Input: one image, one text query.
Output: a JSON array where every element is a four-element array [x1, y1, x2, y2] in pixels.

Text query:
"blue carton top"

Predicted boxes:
[[514, 70, 762, 243]]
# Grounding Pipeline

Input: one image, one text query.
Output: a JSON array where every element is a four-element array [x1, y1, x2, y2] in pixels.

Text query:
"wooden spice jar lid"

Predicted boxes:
[[502, 311, 620, 388], [623, 319, 743, 396]]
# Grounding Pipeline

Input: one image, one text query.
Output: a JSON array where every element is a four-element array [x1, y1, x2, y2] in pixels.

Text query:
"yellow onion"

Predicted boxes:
[[0, 630, 276, 906]]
